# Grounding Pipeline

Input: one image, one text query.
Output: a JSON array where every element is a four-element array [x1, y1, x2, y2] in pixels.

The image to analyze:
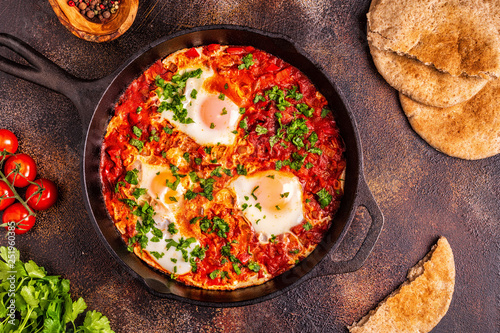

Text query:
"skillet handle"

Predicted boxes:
[[0, 33, 112, 129], [307, 177, 384, 278]]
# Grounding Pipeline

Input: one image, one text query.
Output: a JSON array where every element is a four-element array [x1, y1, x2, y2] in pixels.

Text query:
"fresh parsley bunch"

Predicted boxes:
[[0, 247, 114, 332]]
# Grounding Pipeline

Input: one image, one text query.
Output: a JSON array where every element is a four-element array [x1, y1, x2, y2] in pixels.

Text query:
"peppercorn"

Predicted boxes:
[[68, 0, 119, 23]]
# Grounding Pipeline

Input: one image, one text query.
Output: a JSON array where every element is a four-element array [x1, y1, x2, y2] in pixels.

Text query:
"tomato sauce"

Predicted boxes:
[[100, 45, 345, 290]]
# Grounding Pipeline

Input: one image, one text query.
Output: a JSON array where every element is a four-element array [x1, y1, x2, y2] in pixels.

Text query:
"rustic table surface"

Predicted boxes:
[[0, 1, 498, 332]]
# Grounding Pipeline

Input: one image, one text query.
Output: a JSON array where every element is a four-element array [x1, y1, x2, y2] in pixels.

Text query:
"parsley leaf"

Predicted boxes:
[[255, 124, 268, 135], [236, 164, 247, 175], [125, 169, 139, 185], [238, 53, 254, 70], [316, 188, 332, 209]]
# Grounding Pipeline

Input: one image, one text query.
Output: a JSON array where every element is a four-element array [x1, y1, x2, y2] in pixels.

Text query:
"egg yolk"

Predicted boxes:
[[150, 171, 180, 204], [253, 176, 291, 211], [199, 94, 233, 129]]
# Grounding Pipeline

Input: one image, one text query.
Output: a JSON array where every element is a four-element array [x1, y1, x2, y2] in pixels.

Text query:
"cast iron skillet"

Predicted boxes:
[[0, 25, 383, 307]]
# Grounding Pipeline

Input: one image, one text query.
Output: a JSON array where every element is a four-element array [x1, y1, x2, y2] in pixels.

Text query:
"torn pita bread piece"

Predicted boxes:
[[348, 237, 455, 333], [367, 0, 500, 79], [401, 79, 500, 160], [369, 44, 488, 107]]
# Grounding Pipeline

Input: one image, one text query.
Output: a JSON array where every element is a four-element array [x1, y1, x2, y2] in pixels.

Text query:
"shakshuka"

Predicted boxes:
[[100, 44, 346, 290]]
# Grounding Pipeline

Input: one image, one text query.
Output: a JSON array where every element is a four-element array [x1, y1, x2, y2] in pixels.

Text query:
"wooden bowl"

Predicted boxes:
[[48, 0, 138, 42]]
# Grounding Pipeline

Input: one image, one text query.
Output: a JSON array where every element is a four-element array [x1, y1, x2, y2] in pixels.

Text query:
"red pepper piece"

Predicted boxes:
[[185, 47, 200, 58], [68, 1, 75, 6], [226, 47, 245, 55], [197, 146, 206, 158], [265, 63, 280, 72]]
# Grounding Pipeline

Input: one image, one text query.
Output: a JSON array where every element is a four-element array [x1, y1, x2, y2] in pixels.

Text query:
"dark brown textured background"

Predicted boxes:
[[0, 1, 498, 332]]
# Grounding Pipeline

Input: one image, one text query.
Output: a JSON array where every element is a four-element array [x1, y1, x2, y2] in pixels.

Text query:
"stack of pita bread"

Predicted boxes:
[[367, 0, 500, 160]]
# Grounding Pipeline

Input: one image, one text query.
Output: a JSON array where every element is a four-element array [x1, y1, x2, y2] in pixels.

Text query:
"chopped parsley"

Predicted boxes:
[[132, 126, 142, 138], [132, 188, 147, 199], [190, 89, 198, 99], [150, 251, 164, 259], [149, 129, 160, 142], [155, 69, 202, 124], [218, 93, 225, 100], [255, 124, 268, 135], [129, 138, 144, 152], [239, 117, 248, 131], [296, 103, 314, 117], [183, 152, 190, 163], [253, 93, 266, 104], [125, 169, 139, 185], [247, 261, 260, 272], [168, 223, 178, 235], [238, 53, 254, 70], [303, 221, 313, 231], [321, 108, 330, 118], [286, 86, 303, 100], [316, 188, 332, 209], [199, 216, 230, 238], [236, 164, 247, 175]]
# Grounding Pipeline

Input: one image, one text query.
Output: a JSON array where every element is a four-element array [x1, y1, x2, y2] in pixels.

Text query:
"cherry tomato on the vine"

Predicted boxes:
[[0, 180, 15, 210], [3, 153, 37, 188], [0, 129, 18, 157], [2, 202, 36, 234], [26, 178, 58, 211]]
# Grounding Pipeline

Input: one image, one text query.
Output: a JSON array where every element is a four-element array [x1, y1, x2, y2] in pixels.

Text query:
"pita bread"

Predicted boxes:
[[401, 79, 500, 160], [367, 0, 500, 78], [348, 237, 455, 333], [369, 44, 488, 107]]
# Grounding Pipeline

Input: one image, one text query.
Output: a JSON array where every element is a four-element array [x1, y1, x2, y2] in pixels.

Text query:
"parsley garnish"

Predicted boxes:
[[132, 188, 147, 199], [247, 261, 261, 272], [132, 125, 142, 138], [286, 86, 303, 100], [255, 124, 268, 135], [316, 188, 332, 209], [191, 89, 198, 99], [238, 53, 254, 70], [303, 221, 313, 231], [236, 164, 247, 175], [321, 108, 330, 118], [129, 138, 144, 152], [296, 103, 314, 117], [253, 93, 266, 104], [168, 223, 178, 235], [125, 169, 139, 185]]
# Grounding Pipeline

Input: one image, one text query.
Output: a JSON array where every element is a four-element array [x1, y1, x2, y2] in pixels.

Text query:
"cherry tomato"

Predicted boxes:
[[25, 178, 58, 211], [3, 153, 37, 188], [2, 202, 36, 234], [0, 129, 18, 158], [0, 180, 15, 210]]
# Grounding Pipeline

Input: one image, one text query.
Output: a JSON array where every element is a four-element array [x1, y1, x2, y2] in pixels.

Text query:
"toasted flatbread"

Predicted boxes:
[[367, 0, 500, 78], [369, 44, 488, 107], [348, 237, 455, 333], [401, 79, 500, 160]]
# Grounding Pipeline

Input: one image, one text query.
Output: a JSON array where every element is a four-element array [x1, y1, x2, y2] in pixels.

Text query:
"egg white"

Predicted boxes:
[[230, 170, 305, 241], [159, 67, 241, 146]]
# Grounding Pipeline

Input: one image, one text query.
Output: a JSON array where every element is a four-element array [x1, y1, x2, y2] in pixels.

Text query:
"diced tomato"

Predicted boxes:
[[226, 47, 245, 55], [185, 47, 200, 58], [264, 63, 280, 72]]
